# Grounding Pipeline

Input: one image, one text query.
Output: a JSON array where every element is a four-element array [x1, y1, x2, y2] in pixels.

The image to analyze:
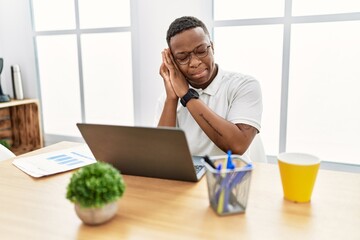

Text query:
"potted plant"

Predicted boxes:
[[0, 139, 11, 149], [66, 162, 126, 225]]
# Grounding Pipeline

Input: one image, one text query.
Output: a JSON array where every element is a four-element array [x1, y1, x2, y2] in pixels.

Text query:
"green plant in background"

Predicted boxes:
[[0, 139, 11, 149], [66, 162, 126, 208]]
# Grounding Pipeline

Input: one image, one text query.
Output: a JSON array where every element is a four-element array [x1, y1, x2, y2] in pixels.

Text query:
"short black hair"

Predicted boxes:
[[166, 16, 210, 46]]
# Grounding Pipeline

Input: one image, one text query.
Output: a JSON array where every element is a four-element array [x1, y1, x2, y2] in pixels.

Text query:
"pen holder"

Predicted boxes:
[[203, 155, 253, 216]]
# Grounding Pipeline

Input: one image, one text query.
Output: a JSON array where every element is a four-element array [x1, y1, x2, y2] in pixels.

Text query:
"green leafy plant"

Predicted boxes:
[[66, 162, 126, 208], [0, 139, 11, 149]]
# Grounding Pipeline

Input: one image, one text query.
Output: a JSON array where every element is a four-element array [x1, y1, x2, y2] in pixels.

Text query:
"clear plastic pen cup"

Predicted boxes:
[[202, 155, 253, 216]]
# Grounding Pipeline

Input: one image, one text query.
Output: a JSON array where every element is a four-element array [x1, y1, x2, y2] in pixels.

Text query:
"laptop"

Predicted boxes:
[[77, 123, 205, 182]]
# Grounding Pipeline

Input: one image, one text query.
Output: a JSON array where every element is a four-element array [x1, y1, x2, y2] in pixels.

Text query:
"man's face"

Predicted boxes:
[[169, 27, 217, 89]]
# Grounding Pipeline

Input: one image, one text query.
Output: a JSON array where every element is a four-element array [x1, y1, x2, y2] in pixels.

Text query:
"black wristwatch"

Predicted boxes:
[[180, 88, 199, 107]]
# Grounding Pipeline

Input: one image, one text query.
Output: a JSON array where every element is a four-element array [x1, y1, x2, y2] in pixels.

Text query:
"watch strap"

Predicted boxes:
[[180, 89, 199, 107]]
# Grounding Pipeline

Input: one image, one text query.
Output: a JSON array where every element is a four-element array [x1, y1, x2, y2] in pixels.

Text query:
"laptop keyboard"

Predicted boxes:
[[194, 164, 204, 174]]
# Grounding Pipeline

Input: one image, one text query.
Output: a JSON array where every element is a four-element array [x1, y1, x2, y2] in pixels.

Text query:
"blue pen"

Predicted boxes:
[[216, 163, 222, 172], [216, 151, 236, 213], [227, 163, 253, 209], [213, 163, 222, 208], [226, 150, 235, 170], [229, 164, 252, 189]]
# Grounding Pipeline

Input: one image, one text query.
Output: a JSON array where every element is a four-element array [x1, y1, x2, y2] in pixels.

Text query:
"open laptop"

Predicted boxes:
[[77, 123, 205, 182]]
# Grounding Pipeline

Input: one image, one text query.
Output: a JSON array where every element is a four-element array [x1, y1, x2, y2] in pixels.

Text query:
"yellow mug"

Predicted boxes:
[[278, 152, 320, 203]]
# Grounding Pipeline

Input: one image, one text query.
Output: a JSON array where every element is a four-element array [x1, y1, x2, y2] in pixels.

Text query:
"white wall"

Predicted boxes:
[[0, 0, 212, 128], [0, 0, 38, 99]]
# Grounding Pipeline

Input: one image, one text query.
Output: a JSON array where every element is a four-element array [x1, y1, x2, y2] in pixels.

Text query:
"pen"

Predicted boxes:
[[217, 150, 235, 214], [226, 150, 235, 170], [203, 155, 217, 169]]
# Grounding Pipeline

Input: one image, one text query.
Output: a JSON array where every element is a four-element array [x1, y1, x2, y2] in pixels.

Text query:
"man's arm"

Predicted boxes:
[[186, 98, 257, 155], [157, 98, 177, 127]]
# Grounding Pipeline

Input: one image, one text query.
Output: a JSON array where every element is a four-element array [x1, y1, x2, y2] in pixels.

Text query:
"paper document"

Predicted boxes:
[[12, 145, 96, 178]]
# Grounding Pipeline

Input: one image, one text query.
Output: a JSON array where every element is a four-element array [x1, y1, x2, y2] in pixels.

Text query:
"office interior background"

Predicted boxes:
[[0, 0, 359, 168]]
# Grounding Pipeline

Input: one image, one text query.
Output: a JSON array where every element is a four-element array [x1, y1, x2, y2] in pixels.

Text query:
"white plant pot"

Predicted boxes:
[[75, 201, 118, 225]]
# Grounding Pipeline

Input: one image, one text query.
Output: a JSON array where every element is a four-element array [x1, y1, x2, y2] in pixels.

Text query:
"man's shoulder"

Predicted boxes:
[[215, 68, 261, 99], [220, 69, 258, 87]]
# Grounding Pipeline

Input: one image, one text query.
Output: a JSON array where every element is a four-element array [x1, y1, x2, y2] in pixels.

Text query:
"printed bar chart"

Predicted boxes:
[[12, 145, 96, 178], [47, 154, 84, 166]]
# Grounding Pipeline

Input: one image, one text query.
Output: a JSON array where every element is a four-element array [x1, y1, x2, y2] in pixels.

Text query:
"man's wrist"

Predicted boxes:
[[165, 98, 179, 105], [180, 89, 199, 107]]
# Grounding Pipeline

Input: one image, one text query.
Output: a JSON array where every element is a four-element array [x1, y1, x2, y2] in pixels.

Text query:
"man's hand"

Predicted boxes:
[[161, 48, 189, 98], [158, 49, 182, 127], [159, 56, 178, 100]]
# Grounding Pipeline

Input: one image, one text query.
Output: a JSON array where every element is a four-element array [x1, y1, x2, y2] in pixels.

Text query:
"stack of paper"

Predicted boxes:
[[12, 145, 96, 178]]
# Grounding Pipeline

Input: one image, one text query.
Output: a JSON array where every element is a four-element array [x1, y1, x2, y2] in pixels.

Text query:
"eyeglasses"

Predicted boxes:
[[173, 44, 211, 65]]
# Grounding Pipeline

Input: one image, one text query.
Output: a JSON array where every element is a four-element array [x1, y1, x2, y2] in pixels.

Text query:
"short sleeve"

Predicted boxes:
[[227, 75, 263, 132]]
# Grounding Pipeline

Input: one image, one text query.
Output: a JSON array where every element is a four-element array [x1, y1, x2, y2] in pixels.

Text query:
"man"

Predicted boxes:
[[156, 16, 262, 157]]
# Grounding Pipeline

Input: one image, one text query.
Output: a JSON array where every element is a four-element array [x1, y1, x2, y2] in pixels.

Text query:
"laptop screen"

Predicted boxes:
[[77, 123, 205, 182]]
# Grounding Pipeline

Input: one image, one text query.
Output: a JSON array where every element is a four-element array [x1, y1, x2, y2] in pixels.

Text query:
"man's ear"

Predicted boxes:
[[210, 41, 214, 54]]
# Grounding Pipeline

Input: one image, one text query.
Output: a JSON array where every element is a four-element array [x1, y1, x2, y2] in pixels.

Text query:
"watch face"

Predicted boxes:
[[190, 88, 199, 97], [181, 89, 199, 107]]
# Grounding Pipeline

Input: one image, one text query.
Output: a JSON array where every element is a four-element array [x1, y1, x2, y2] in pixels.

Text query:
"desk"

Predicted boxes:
[[1, 142, 359, 240]]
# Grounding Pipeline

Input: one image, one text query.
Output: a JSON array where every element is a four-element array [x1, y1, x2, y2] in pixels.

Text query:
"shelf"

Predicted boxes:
[[0, 99, 43, 155]]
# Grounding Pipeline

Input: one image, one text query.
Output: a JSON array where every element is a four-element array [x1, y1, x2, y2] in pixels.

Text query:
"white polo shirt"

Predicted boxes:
[[155, 66, 263, 156]]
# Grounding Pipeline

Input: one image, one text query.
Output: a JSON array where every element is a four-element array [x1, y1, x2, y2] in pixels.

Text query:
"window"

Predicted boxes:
[[78, 0, 130, 28], [36, 35, 81, 136], [31, 0, 133, 141], [214, 0, 360, 165], [81, 32, 133, 126], [214, 0, 284, 19], [214, 25, 283, 156], [287, 21, 360, 165], [292, 0, 360, 16], [32, 0, 76, 31]]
